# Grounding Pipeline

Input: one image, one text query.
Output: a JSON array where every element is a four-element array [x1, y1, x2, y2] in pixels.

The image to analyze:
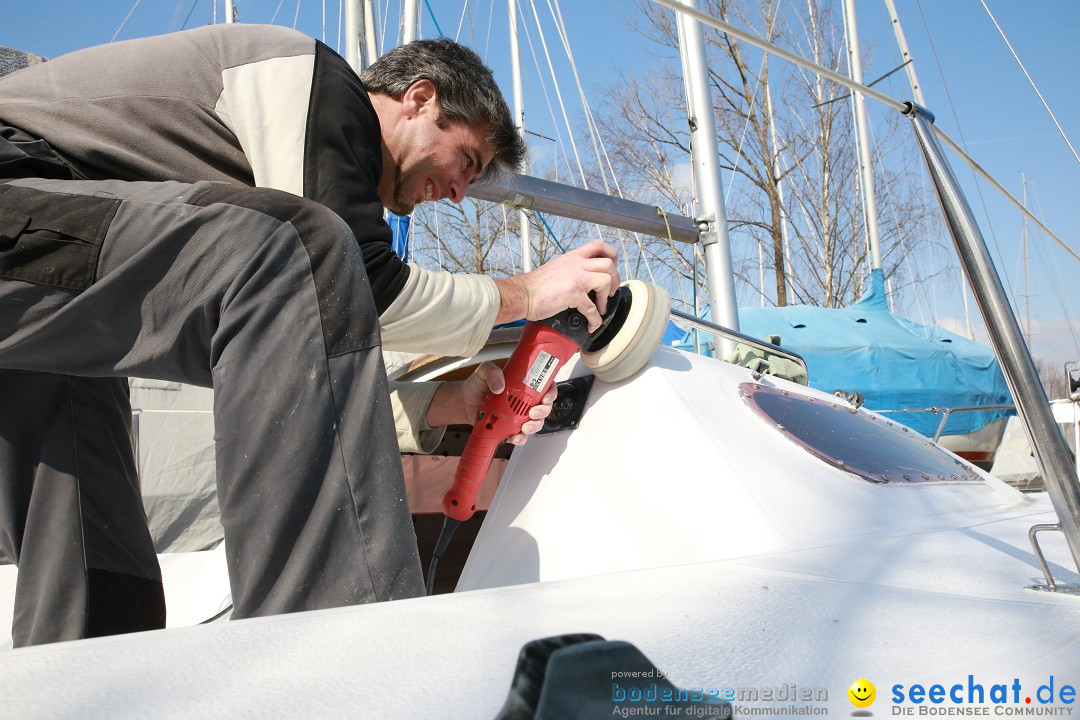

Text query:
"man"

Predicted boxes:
[[0, 25, 619, 646]]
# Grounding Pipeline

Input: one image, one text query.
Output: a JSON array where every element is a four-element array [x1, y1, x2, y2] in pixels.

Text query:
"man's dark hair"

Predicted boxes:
[[360, 38, 525, 182]]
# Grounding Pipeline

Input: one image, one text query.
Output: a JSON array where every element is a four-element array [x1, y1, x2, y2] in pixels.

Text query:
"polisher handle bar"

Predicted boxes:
[[441, 321, 580, 522]]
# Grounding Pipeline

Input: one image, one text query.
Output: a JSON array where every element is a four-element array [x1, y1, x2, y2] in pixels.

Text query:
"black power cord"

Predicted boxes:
[[425, 515, 462, 595]]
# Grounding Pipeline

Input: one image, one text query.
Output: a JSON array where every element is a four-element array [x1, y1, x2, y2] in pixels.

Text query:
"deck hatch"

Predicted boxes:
[[740, 382, 983, 484]]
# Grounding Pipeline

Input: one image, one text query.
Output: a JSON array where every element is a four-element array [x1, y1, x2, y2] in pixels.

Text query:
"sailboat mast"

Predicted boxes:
[[224, 0, 235, 23], [675, 0, 739, 354], [364, 0, 379, 67], [882, 0, 924, 106], [508, 0, 533, 272], [402, 0, 419, 44], [345, 0, 364, 72], [1022, 173, 1030, 341], [841, 0, 883, 272]]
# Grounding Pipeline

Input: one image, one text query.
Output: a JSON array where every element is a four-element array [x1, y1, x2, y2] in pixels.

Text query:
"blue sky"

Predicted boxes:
[[3, 0, 1078, 368]]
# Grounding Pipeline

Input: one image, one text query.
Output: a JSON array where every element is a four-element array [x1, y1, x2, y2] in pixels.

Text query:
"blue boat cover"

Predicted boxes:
[[387, 211, 411, 263], [693, 270, 1012, 436]]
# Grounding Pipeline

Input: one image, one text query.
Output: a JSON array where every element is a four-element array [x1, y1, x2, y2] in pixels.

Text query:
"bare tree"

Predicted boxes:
[[406, 0, 949, 331], [410, 199, 520, 277], [599, 0, 946, 313], [1035, 358, 1068, 400]]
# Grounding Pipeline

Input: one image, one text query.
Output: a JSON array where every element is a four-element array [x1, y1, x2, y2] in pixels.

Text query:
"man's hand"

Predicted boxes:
[[494, 240, 621, 331], [425, 362, 556, 445]]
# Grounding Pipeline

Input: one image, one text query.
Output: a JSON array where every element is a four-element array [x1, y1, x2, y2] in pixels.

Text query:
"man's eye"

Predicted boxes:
[[465, 155, 473, 167]]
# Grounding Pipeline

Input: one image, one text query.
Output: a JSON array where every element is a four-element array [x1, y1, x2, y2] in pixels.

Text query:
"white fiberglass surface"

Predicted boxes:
[[0, 545, 233, 650], [1, 515, 1077, 720], [459, 347, 1029, 590]]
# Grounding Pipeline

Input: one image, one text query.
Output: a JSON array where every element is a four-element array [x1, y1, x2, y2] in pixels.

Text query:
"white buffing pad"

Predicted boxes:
[[581, 279, 670, 382]]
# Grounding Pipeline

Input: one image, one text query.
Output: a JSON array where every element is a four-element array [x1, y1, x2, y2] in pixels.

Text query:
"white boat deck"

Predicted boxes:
[[0, 499, 1076, 718], [2, 348, 1078, 718]]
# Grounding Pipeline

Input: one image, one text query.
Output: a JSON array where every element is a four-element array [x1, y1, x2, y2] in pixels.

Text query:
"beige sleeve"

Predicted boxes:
[[217, 52, 314, 196], [390, 380, 447, 454], [379, 264, 501, 356]]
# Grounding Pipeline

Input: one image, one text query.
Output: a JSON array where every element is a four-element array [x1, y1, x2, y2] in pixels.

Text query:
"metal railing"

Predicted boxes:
[[669, 308, 809, 379], [875, 404, 1015, 443]]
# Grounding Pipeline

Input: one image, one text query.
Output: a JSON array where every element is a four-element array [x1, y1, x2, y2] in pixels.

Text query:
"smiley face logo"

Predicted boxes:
[[848, 678, 876, 708]]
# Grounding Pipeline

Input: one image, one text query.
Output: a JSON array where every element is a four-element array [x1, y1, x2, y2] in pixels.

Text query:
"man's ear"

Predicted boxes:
[[401, 78, 438, 119]]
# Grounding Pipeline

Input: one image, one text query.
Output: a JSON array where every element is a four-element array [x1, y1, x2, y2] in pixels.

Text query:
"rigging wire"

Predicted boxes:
[[293, 0, 302, 29], [543, 0, 658, 284], [271, 0, 286, 24], [525, 0, 587, 190], [839, 0, 872, 287], [483, 0, 495, 61], [545, 0, 609, 195], [454, 0, 471, 43], [870, 0, 972, 335], [655, 0, 1079, 268], [911, 0, 1015, 299], [979, 0, 1080, 166], [379, 0, 394, 51], [423, 0, 445, 37], [1026, 183, 1080, 361], [180, 0, 202, 29], [544, 0, 648, 280], [524, 0, 604, 245], [536, 212, 567, 253], [112, 0, 145, 42], [168, 0, 188, 32], [518, 9, 577, 182], [337, 0, 343, 53], [708, 27, 767, 299], [550, 0, 622, 194]]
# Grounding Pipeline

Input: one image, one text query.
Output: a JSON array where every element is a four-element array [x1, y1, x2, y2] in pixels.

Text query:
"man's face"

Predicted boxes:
[[382, 89, 496, 215]]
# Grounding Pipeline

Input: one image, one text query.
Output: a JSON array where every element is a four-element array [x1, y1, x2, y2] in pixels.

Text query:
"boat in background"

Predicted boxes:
[[991, 390, 1080, 491], [733, 268, 1014, 471]]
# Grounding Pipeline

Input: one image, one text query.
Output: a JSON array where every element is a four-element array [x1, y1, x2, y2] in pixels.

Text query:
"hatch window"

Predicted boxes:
[[740, 382, 982, 484]]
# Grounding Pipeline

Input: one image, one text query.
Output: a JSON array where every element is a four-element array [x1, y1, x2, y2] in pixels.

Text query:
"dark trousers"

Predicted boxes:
[[0, 177, 424, 646]]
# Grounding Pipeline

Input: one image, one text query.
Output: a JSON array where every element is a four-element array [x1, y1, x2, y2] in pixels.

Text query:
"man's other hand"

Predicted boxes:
[[426, 362, 556, 445]]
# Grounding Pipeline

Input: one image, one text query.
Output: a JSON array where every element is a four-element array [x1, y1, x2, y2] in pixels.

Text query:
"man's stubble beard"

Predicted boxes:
[[391, 164, 416, 215]]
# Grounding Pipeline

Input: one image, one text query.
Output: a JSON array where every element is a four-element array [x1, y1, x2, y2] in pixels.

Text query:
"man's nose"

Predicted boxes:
[[448, 176, 466, 204]]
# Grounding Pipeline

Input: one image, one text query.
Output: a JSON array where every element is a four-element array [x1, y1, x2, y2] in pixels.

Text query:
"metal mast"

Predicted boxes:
[[402, 0, 419, 44], [508, 0, 533, 272], [345, 0, 364, 72], [1022, 173, 1030, 341], [882, 0, 925, 106], [364, 0, 379, 67], [675, 0, 739, 354], [841, 0, 883, 271]]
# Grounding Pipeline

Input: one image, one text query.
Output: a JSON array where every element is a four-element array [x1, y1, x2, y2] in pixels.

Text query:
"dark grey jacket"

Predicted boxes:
[[0, 24, 406, 312]]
